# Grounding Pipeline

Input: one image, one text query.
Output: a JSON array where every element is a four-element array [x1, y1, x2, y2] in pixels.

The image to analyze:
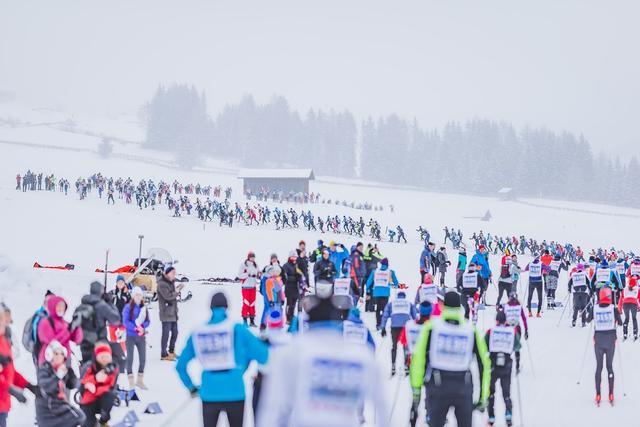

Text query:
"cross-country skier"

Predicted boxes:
[[176, 292, 268, 427], [238, 252, 260, 327], [546, 254, 569, 309], [410, 291, 490, 427], [618, 274, 639, 340], [485, 311, 519, 426], [457, 263, 483, 320], [365, 258, 399, 329], [256, 293, 388, 427], [586, 287, 622, 406], [399, 301, 433, 381], [568, 263, 590, 327], [502, 293, 528, 373], [380, 291, 417, 376], [525, 256, 545, 317]]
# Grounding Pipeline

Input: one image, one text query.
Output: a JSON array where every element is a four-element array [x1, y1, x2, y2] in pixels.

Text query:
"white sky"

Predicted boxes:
[[2, 0, 639, 156]]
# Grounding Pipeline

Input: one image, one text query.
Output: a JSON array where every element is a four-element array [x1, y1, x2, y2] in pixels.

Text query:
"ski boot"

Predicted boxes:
[[243, 317, 248, 326], [572, 320, 576, 327], [536, 312, 542, 318], [487, 416, 495, 426], [506, 410, 513, 426], [404, 365, 410, 376], [609, 393, 614, 406], [634, 334, 638, 341], [595, 393, 601, 406], [249, 317, 257, 328], [623, 333, 628, 341], [391, 365, 396, 377], [528, 311, 533, 318]]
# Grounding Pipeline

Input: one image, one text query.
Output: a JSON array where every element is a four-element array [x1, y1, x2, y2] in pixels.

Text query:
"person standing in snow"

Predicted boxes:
[[122, 287, 149, 390], [157, 266, 185, 361], [176, 293, 268, 427], [283, 250, 304, 324], [436, 247, 450, 287], [568, 263, 590, 327], [586, 287, 622, 406], [38, 296, 83, 366], [470, 244, 492, 302], [238, 252, 260, 327], [525, 256, 545, 317]]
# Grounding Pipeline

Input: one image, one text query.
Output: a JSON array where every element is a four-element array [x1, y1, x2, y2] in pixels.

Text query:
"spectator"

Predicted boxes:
[[157, 266, 184, 361]]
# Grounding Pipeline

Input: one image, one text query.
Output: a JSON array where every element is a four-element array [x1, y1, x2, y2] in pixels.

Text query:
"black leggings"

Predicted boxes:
[[202, 400, 244, 427], [81, 392, 116, 427], [622, 303, 638, 337], [390, 327, 403, 365], [488, 368, 513, 419], [594, 344, 615, 395], [527, 282, 543, 313], [496, 281, 512, 306], [572, 293, 589, 325], [286, 292, 299, 323], [374, 296, 389, 328], [160, 321, 178, 357], [126, 335, 146, 374]]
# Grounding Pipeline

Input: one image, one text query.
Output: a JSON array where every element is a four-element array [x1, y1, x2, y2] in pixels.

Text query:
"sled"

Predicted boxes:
[[33, 262, 74, 270]]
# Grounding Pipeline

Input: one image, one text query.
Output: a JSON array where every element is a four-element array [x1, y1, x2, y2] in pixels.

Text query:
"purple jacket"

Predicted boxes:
[[122, 302, 150, 337], [37, 296, 82, 365]]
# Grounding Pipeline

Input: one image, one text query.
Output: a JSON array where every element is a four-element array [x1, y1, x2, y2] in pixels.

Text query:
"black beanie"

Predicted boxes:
[[210, 292, 228, 309], [496, 311, 507, 324], [444, 291, 461, 308]]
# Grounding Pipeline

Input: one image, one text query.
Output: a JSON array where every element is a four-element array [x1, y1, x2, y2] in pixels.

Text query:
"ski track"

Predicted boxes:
[[1, 131, 640, 427]]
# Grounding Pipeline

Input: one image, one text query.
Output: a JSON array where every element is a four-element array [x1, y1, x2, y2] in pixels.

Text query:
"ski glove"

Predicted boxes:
[[9, 386, 27, 403], [380, 328, 387, 338]]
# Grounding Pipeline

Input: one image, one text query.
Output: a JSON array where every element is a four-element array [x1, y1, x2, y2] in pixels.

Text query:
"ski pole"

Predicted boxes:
[[616, 340, 627, 397], [576, 322, 594, 385], [159, 395, 197, 427], [516, 371, 524, 427], [555, 293, 572, 327], [388, 370, 405, 423], [525, 339, 536, 379]]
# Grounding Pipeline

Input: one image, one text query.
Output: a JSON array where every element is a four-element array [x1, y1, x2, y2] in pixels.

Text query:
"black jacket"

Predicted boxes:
[[313, 258, 336, 283]]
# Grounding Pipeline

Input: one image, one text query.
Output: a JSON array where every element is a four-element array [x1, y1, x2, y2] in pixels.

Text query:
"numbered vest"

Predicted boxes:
[[572, 271, 587, 288], [373, 269, 390, 287], [489, 326, 515, 354], [333, 278, 351, 296], [392, 298, 411, 315], [616, 263, 626, 275], [405, 322, 423, 354], [596, 268, 611, 283], [298, 347, 367, 425], [528, 263, 542, 278], [193, 321, 236, 371], [625, 286, 639, 300], [630, 264, 640, 276], [550, 260, 561, 272], [418, 284, 437, 303], [504, 304, 521, 326], [462, 272, 478, 289], [593, 305, 615, 331], [429, 320, 475, 372], [343, 321, 369, 345]]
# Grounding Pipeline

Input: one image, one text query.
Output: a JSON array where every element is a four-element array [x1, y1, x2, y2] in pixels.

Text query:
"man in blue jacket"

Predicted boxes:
[[380, 291, 417, 376], [471, 244, 492, 300], [419, 242, 436, 281], [176, 292, 268, 427], [365, 258, 399, 330], [328, 241, 349, 278]]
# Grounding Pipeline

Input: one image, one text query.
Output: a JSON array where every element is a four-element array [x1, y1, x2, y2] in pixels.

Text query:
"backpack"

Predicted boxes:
[[73, 303, 98, 344], [22, 312, 53, 355]]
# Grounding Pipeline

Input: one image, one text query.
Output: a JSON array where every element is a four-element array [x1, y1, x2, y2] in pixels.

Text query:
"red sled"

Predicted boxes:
[[95, 265, 136, 274], [33, 262, 75, 270]]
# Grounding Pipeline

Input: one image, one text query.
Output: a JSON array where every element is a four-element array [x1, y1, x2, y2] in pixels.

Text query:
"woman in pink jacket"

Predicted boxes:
[[37, 296, 82, 365]]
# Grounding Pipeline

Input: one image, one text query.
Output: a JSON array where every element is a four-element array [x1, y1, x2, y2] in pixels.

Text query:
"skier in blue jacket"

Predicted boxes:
[[176, 292, 268, 427], [380, 291, 417, 376], [365, 258, 399, 329]]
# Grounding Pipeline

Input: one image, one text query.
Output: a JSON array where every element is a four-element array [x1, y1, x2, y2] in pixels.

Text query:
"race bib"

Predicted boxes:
[[193, 321, 235, 371], [528, 263, 542, 277], [630, 264, 640, 276], [333, 278, 351, 296], [405, 323, 423, 354], [489, 326, 515, 354], [550, 260, 561, 272], [373, 270, 389, 287], [616, 263, 626, 274], [462, 272, 478, 289], [429, 321, 474, 371], [419, 284, 437, 303], [625, 287, 639, 299], [342, 321, 368, 345], [572, 271, 587, 287], [596, 269, 611, 283], [305, 358, 365, 414], [504, 305, 521, 326], [593, 305, 615, 331], [392, 299, 411, 315]]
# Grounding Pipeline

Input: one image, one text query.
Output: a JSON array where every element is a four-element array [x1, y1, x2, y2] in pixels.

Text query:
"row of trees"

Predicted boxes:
[[143, 84, 640, 207]]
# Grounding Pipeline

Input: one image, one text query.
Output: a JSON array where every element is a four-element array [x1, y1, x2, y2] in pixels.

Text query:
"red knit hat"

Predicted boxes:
[[94, 342, 112, 357]]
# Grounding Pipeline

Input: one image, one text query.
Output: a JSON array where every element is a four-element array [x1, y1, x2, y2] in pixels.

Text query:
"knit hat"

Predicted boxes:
[[267, 309, 284, 329], [89, 281, 104, 296], [381, 258, 389, 266], [164, 265, 176, 275], [116, 275, 125, 283], [44, 340, 67, 363], [496, 311, 507, 324], [210, 292, 228, 309], [397, 291, 406, 299], [289, 250, 298, 258], [419, 301, 433, 317], [131, 287, 144, 298], [317, 240, 323, 247], [444, 291, 461, 308], [94, 342, 112, 357], [478, 244, 486, 251], [270, 253, 278, 261], [45, 290, 54, 297]]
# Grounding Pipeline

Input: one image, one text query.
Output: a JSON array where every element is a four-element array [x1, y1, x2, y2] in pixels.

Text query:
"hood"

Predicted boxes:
[[379, 264, 389, 271], [47, 295, 68, 320], [81, 293, 102, 305], [90, 281, 104, 296]]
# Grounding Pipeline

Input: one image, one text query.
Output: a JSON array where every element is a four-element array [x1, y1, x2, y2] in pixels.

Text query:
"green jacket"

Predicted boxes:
[[410, 307, 491, 404]]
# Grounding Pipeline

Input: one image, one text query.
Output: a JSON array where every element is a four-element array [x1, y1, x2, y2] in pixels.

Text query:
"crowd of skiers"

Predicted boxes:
[[244, 186, 385, 211]]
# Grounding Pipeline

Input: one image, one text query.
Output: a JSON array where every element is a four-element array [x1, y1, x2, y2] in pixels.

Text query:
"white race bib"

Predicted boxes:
[[392, 299, 411, 315], [333, 278, 351, 296], [550, 260, 561, 272], [373, 270, 390, 287], [616, 263, 626, 275], [429, 320, 474, 372], [405, 322, 423, 354], [418, 284, 437, 303], [593, 305, 615, 331], [462, 272, 478, 289], [596, 268, 611, 283], [489, 326, 515, 354], [630, 264, 640, 276], [193, 321, 235, 371], [572, 271, 587, 287], [504, 305, 521, 326], [528, 263, 542, 277], [342, 321, 368, 345]]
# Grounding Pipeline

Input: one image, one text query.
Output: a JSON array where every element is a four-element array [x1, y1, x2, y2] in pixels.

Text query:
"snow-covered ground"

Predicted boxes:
[[1, 108, 639, 426]]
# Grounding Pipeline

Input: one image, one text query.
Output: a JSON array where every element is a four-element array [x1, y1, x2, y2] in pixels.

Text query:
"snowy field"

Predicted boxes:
[[1, 113, 639, 426]]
